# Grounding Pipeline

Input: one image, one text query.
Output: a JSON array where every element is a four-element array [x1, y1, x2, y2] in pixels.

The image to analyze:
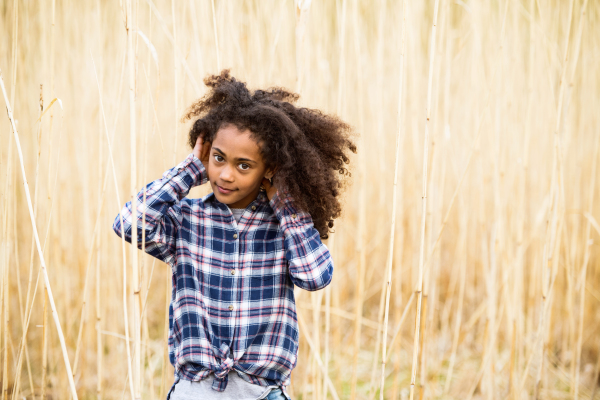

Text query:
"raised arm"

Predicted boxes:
[[112, 153, 207, 266], [269, 191, 334, 291]]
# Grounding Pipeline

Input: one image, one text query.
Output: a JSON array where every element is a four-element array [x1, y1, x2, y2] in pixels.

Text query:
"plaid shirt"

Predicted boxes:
[[112, 153, 333, 393]]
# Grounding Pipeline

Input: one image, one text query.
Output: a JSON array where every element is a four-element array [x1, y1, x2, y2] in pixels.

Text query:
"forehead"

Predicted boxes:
[[213, 124, 262, 161]]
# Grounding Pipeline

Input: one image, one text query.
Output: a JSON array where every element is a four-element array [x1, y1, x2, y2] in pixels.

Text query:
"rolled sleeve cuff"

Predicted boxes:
[[160, 153, 208, 198], [269, 191, 313, 231]]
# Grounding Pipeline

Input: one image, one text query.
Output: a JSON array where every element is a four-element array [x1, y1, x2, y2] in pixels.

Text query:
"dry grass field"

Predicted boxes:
[[1, 0, 599, 399]]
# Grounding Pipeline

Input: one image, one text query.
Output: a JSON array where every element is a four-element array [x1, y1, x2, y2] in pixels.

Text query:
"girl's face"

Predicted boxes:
[[207, 124, 273, 209]]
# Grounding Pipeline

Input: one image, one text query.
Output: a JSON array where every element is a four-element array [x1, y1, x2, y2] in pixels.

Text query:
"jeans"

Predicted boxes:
[[265, 388, 289, 400], [166, 379, 291, 400]]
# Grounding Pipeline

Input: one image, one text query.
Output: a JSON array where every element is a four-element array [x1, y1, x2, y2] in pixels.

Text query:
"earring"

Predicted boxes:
[[259, 185, 266, 192]]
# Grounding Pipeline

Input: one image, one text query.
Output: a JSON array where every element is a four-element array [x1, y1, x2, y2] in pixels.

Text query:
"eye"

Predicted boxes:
[[239, 163, 250, 171], [214, 154, 224, 162]]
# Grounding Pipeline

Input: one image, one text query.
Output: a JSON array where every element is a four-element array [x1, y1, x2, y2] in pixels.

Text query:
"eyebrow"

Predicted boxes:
[[213, 147, 258, 164]]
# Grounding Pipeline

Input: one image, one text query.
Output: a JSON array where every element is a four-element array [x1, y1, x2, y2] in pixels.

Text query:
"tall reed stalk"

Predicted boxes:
[[0, 69, 79, 400], [90, 52, 135, 400], [11, 83, 45, 400], [2, 2, 18, 398], [125, 0, 142, 397], [571, 5, 593, 399], [409, 1, 440, 398], [378, 2, 406, 398]]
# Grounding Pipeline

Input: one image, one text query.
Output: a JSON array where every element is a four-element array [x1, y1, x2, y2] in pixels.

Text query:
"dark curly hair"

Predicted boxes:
[[181, 70, 357, 239]]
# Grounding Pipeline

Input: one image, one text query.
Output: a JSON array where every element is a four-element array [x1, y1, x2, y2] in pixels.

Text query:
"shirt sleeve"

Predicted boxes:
[[112, 153, 208, 267], [269, 190, 333, 291]]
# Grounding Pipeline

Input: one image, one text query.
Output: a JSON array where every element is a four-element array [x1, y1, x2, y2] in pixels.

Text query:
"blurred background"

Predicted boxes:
[[1, 0, 599, 399]]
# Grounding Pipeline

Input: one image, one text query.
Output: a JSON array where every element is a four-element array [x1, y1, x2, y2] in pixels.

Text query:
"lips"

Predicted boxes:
[[216, 184, 236, 194]]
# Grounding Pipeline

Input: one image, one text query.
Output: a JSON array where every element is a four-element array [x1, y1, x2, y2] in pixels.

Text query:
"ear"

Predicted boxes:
[[264, 167, 277, 180]]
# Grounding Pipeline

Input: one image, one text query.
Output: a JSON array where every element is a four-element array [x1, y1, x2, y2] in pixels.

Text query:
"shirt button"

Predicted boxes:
[[292, 214, 297, 219], [230, 270, 236, 275], [251, 206, 256, 211], [228, 305, 234, 311], [233, 233, 238, 239]]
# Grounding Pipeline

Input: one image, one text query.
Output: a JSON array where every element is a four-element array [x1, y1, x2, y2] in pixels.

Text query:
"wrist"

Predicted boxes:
[[162, 153, 208, 190]]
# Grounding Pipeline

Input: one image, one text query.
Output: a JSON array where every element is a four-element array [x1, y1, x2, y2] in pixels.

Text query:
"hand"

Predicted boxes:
[[193, 136, 211, 172], [261, 177, 277, 201]]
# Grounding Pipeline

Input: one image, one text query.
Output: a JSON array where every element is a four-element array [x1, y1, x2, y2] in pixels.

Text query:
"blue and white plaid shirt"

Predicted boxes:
[[112, 153, 333, 393]]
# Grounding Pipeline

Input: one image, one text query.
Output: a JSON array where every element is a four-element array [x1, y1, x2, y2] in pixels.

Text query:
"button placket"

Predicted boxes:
[[229, 197, 261, 321], [240, 201, 258, 224], [229, 227, 240, 331]]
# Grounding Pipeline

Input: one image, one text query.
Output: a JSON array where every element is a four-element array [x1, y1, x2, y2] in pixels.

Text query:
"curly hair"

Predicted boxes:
[[181, 70, 357, 239]]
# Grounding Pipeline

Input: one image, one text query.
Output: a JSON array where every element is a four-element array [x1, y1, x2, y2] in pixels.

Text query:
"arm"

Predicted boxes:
[[269, 191, 333, 291], [112, 153, 208, 266]]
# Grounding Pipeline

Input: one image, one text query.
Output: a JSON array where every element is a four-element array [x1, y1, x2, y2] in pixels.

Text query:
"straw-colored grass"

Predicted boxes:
[[1, 1, 599, 399]]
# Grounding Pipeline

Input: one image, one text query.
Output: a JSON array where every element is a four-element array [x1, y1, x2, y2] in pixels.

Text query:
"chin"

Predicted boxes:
[[212, 191, 226, 202], [213, 190, 239, 205], [217, 197, 237, 205]]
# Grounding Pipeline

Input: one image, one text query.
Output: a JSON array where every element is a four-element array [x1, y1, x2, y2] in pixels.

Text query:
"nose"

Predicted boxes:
[[220, 164, 235, 182]]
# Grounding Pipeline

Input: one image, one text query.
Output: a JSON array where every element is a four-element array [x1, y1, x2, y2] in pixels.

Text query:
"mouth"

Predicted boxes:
[[216, 184, 237, 194]]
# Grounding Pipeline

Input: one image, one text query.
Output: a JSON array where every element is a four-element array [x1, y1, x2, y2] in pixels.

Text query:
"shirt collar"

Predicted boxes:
[[202, 190, 270, 210]]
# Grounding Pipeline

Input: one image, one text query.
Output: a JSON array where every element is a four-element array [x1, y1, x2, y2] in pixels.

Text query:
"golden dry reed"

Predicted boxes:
[[1, 0, 599, 399]]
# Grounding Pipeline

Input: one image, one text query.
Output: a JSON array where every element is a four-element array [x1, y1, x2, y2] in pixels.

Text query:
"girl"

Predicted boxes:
[[113, 70, 356, 399]]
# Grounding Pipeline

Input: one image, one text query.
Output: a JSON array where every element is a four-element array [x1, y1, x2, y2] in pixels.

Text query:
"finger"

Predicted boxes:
[[201, 140, 210, 157]]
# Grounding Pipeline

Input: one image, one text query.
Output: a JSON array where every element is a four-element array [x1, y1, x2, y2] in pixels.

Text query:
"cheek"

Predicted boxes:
[[206, 163, 218, 181], [206, 169, 214, 182], [239, 173, 262, 190]]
